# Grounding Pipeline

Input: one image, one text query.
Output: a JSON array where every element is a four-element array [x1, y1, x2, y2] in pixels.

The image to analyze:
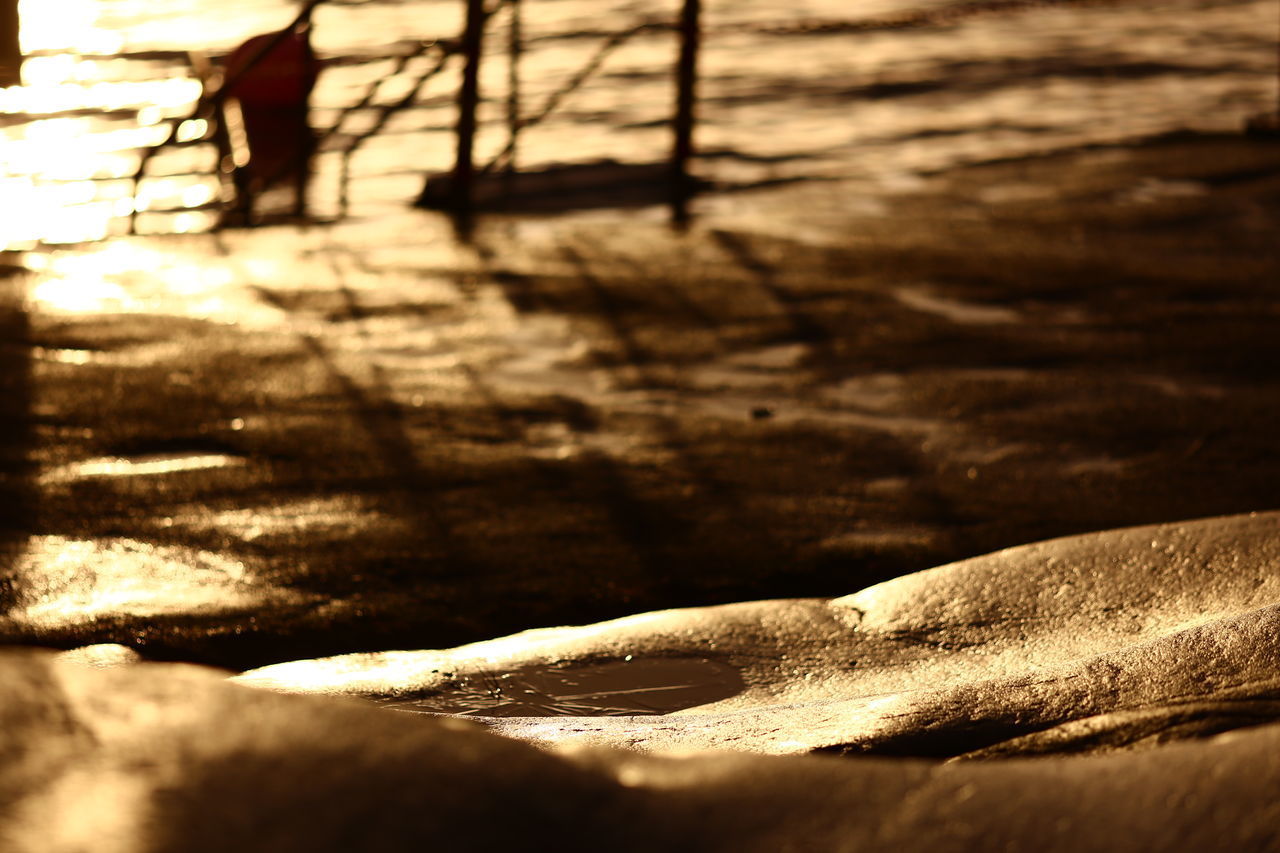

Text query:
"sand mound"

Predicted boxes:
[[239, 511, 1280, 757], [6, 511, 1280, 850]]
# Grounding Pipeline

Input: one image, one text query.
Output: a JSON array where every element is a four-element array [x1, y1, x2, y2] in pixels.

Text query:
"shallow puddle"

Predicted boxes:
[[384, 656, 744, 717]]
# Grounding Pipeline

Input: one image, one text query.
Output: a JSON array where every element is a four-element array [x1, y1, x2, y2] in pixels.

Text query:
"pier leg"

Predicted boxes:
[[451, 0, 487, 229], [1, 0, 21, 87], [504, 0, 522, 198], [671, 0, 701, 226]]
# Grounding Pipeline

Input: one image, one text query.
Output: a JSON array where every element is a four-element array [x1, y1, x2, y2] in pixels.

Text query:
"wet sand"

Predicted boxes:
[[2, 2, 1280, 845], [238, 511, 1280, 756], [2, 128, 1279, 667], [9, 509, 1280, 853]]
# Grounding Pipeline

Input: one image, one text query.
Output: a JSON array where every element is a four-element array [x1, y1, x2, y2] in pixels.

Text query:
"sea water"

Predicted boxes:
[[0, 0, 1276, 248]]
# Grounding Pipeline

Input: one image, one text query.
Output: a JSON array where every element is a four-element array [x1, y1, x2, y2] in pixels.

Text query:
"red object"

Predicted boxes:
[[224, 28, 318, 108], [219, 25, 319, 219]]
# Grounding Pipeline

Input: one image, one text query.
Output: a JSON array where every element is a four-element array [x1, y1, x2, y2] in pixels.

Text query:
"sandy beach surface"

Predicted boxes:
[[2, 0, 1280, 848], [4, 126, 1279, 666]]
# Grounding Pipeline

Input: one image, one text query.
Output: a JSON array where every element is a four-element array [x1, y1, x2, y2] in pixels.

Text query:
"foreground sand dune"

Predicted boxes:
[[4, 512, 1277, 850], [239, 511, 1280, 758]]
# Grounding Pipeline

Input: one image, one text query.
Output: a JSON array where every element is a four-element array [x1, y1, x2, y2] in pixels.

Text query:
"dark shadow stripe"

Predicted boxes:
[[0, 260, 33, 613]]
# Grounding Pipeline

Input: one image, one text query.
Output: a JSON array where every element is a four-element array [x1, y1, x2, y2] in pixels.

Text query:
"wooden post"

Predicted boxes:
[[1, 0, 21, 88], [504, 0, 522, 195], [452, 0, 487, 221], [671, 0, 701, 225]]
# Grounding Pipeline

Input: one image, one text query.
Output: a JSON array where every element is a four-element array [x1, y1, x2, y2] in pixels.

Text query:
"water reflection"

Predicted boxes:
[[1, 63, 205, 246], [1, 0, 1271, 248], [16, 0, 123, 55], [8, 535, 296, 626], [29, 276, 133, 313], [383, 657, 745, 717], [39, 453, 245, 484], [27, 240, 282, 324]]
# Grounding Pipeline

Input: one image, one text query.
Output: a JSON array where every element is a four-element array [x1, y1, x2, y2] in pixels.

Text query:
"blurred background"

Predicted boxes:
[[2, 0, 1275, 243]]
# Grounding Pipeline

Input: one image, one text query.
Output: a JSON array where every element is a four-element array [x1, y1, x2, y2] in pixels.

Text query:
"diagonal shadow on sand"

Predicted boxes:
[[0, 262, 33, 615]]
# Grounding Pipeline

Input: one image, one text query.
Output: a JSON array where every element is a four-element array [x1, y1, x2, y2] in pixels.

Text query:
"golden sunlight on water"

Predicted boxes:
[[7, 536, 281, 626], [0, 59, 206, 245], [39, 454, 246, 484], [25, 240, 284, 323], [29, 276, 134, 313], [16, 0, 124, 55], [192, 497, 404, 544], [2, 0, 218, 247], [16, 0, 298, 54], [1, 0, 1276, 250]]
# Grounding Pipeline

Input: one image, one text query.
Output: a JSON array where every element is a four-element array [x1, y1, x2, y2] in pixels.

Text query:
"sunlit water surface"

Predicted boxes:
[[1, 0, 1275, 248]]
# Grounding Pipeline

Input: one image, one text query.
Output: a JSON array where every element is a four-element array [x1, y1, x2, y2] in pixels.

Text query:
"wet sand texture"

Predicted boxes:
[[5, 130, 1280, 670], [239, 511, 1280, 758], [8, 517, 1280, 853]]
